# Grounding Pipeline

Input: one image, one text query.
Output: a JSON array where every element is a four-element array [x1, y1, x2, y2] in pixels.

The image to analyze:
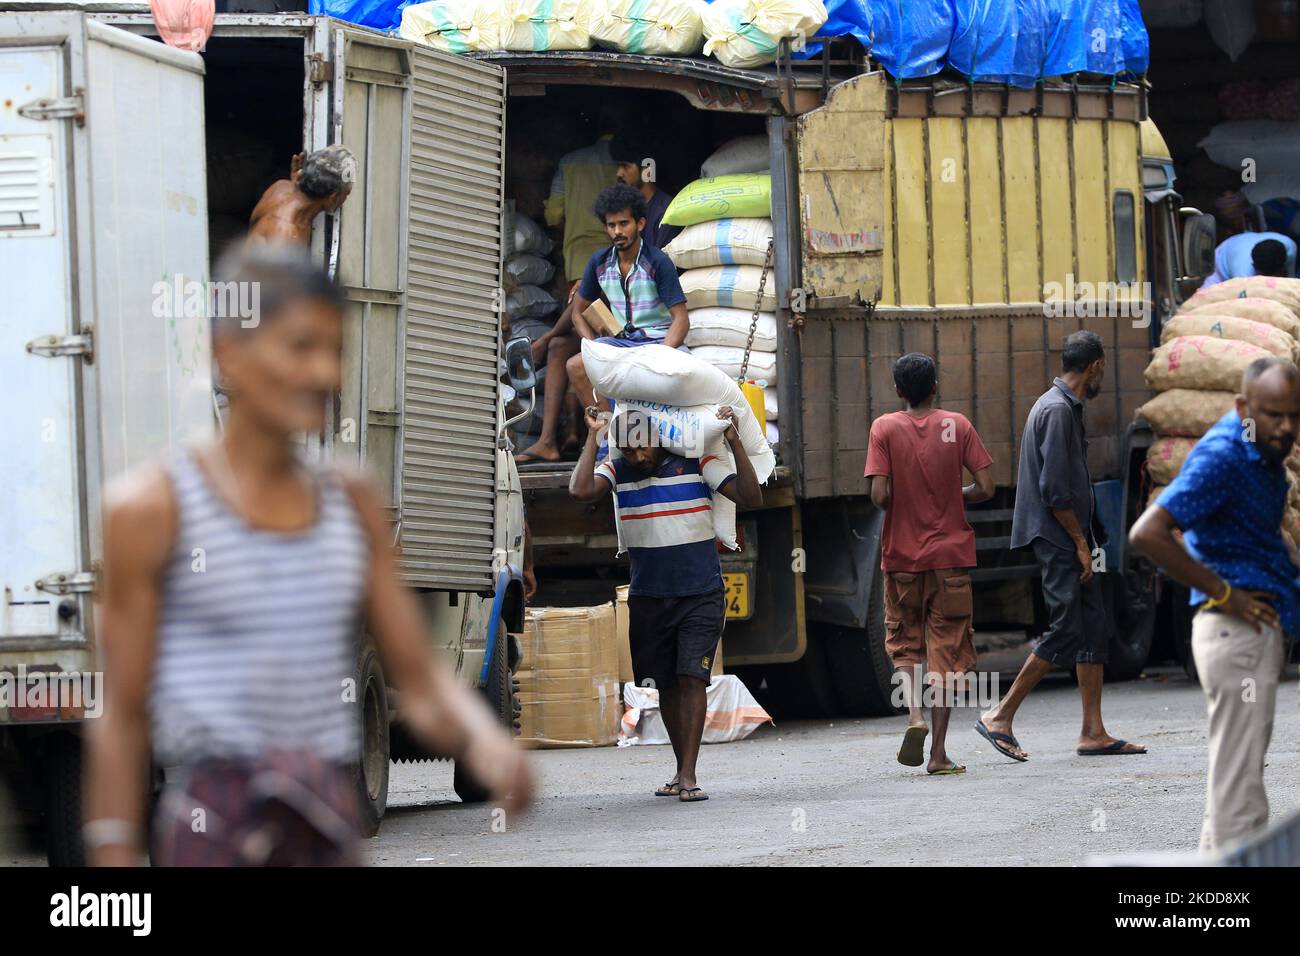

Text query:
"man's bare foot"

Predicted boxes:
[[515, 441, 562, 464], [560, 432, 581, 456], [1077, 734, 1147, 755], [976, 712, 1028, 760], [926, 756, 966, 775]]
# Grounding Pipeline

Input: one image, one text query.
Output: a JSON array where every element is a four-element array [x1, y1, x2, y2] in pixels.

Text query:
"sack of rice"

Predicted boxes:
[[765, 420, 779, 445], [498, 0, 594, 51], [1137, 389, 1237, 438], [664, 217, 773, 270], [1160, 313, 1296, 359], [398, 0, 503, 52], [661, 174, 771, 228], [504, 253, 556, 289], [680, 265, 778, 312], [684, 308, 777, 349], [506, 284, 560, 321], [701, 0, 827, 68], [1182, 297, 1300, 340], [765, 386, 777, 421], [1147, 437, 1198, 485], [1144, 335, 1272, 392], [1183, 275, 1300, 318], [589, 0, 704, 54], [689, 344, 778, 385], [701, 135, 771, 178]]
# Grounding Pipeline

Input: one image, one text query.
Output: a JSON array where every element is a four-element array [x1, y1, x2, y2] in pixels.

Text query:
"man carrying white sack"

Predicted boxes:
[[570, 407, 763, 803]]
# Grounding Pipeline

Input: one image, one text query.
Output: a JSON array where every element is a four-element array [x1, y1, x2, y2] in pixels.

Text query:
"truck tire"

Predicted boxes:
[[352, 639, 389, 838], [824, 570, 900, 716], [1103, 563, 1157, 682], [762, 629, 839, 718], [454, 621, 513, 804], [44, 732, 85, 867]]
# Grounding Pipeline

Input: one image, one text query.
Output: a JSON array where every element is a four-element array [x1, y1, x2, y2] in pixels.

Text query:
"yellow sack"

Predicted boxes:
[[1147, 437, 1198, 486], [1181, 297, 1300, 341], [1183, 276, 1300, 318], [1143, 335, 1272, 392], [661, 174, 772, 228], [399, 0, 503, 51], [1137, 389, 1237, 438], [1160, 312, 1296, 360], [590, 0, 704, 55], [701, 0, 827, 68], [499, 0, 594, 50]]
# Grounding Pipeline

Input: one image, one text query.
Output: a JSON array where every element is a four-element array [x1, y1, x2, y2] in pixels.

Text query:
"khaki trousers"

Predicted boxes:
[[1191, 609, 1284, 853]]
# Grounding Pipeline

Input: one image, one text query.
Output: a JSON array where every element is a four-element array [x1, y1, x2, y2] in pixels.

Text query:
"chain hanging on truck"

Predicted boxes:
[[737, 236, 775, 384]]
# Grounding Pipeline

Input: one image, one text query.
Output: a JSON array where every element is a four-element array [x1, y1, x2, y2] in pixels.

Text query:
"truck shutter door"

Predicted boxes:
[[796, 72, 886, 306], [400, 46, 505, 591]]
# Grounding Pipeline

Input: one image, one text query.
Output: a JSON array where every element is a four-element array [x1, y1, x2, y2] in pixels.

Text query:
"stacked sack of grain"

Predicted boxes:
[[662, 137, 779, 441], [1139, 276, 1300, 544]]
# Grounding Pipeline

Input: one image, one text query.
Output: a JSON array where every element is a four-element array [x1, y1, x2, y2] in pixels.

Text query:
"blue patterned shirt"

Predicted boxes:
[[578, 239, 685, 336], [1157, 410, 1300, 634]]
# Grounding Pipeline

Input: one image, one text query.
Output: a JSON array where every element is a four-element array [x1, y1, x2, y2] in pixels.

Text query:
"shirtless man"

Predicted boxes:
[[248, 145, 357, 245]]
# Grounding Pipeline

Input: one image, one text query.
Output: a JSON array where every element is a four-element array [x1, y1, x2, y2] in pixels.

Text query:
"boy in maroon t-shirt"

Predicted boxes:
[[865, 353, 994, 774]]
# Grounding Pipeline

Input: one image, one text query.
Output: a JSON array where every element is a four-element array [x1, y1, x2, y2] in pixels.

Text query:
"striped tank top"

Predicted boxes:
[[149, 451, 369, 765]]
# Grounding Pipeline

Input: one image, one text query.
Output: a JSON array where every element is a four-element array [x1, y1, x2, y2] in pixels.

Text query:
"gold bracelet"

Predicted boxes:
[[1204, 581, 1232, 610]]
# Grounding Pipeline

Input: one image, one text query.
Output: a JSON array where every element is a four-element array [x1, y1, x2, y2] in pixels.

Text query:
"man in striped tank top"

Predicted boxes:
[[570, 407, 763, 803], [85, 245, 531, 866]]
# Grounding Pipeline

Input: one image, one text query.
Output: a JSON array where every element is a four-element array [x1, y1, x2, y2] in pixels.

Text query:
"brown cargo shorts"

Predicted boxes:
[[883, 568, 977, 683]]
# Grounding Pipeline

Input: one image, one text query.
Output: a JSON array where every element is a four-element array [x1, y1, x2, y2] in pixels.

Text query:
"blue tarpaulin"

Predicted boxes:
[[309, 0, 403, 32]]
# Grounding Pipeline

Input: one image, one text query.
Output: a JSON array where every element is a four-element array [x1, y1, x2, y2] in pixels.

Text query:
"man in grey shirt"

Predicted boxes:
[[976, 331, 1147, 761]]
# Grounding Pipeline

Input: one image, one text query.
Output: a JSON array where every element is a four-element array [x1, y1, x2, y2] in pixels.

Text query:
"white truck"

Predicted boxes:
[[0, 8, 529, 864]]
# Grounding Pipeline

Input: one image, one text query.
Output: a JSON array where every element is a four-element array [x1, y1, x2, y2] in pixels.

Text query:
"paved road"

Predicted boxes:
[[368, 668, 1300, 866]]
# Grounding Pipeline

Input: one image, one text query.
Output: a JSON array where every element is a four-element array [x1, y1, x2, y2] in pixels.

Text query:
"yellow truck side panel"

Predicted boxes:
[[1073, 120, 1109, 287], [967, 117, 1004, 305], [928, 118, 969, 306], [892, 119, 929, 305], [1038, 118, 1072, 301], [1001, 116, 1040, 303]]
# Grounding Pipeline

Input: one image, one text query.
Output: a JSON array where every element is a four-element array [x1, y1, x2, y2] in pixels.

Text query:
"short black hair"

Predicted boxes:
[[893, 352, 937, 407], [609, 130, 651, 168], [593, 183, 646, 224], [1242, 355, 1300, 392], [1061, 330, 1105, 373], [210, 241, 343, 339], [1251, 238, 1289, 277]]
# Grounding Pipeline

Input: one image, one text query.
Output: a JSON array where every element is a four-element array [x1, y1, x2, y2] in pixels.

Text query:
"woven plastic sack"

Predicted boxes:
[[506, 284, 560, 321], [701, 0, 827, 68], [765, 386, 777, 421], [504, 253, 556, 289], [1144, 335, 1272, 392], [689, 345, 778, 385], [661, 174, 771, 227], [590, 0, 704, 54], [1182, 297, 1300, 340], [1160, 313, 1296, 360], [151, 0, 214, 52], [665, 217, 772, 269], [684, 308, 777, 349], [398, 0, 503, 51], [680, 265, 778, 311], [1137, 389, 1236, 438], [1147, 437, 1198, 485], [1184, 275, 1300, 318], [499, 0, 594, 51], [701, 135, 771, 178]]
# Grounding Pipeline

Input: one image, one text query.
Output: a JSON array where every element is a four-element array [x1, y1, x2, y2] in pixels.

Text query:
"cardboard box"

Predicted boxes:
[[614, 585, 722, 683], [517, 605, 621, 748], [582, 299, 623, 337]]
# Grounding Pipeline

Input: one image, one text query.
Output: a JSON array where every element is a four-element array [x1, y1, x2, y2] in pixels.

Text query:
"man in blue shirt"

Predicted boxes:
[[1199, 233, 1296, 289], [1131, 356, 1300, 853]]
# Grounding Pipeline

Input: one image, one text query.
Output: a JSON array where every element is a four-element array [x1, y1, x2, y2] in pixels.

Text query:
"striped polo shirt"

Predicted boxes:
[[595, 452, 735, 597], [578, 239, 686, 336]]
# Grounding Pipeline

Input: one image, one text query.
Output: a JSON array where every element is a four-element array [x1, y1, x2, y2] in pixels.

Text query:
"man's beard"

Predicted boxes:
[[1259, 437, 1295, 467], [1085, 380, 1102, 400]]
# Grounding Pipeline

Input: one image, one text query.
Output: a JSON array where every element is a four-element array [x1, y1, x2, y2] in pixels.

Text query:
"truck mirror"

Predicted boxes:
[[1180, 210, 1216, 279], [504, 335, 537, 392]]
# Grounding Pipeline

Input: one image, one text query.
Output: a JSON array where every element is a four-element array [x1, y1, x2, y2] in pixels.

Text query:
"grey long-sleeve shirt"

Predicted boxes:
[[1010, 378, 1094, 552]]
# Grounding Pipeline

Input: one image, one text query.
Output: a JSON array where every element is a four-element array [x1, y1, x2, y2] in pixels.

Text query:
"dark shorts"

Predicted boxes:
[[1031, 537, 1110, 666], [628, 590, 725, 689]]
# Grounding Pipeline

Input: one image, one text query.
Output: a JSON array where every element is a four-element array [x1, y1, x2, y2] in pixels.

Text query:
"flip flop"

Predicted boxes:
[[975, 719, 1028, 762], [655, 782, 682, 797], [678, 787, 709, 803], [1077, 739, 1147, 756], [514, 451, 553, 464], [927, 764, 967, 776], [897, 725, 929, 767]]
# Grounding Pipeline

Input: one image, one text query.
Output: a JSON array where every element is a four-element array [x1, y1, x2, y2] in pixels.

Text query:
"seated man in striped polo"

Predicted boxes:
[[569, 407, 762, 803]]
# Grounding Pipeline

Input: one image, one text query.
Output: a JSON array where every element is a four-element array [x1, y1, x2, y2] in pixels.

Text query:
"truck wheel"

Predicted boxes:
[[762, 629, 839, 718], [454, 621, 513, 804], [825, 570, 900, 716], [352, 639, 389, 837], [1103, 563, 1157, 682], [44, 732, 85, 867]]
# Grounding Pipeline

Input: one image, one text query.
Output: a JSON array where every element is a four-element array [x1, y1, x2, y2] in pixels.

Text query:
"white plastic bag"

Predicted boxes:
[[504, 253, 556, 289], [680, 265, 778, 311], [664, 217, 773, 270], [398, 0, 503, 52], [507, 209, 555, 257], [701, 134, 771, 178], [764, 386, 778, 421], [620, 675, 773, 744], [701, 0, 827, 68], [684, 308, 777, 349], [689, 344, 778, 385], [1204, 0, 1255, 62], [499, 0, 594, 50], [590, 0, 704, 54], [765, 420, 779, 445], [506, 284, 560, 321]]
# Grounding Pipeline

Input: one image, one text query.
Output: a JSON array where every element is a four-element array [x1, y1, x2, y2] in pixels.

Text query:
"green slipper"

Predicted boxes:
[[897, 725, 928, 767], [927, 764, 967, 776]]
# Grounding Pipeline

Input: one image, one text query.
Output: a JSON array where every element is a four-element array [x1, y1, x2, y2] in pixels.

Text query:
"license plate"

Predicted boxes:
[[723, 572, 750, 620]]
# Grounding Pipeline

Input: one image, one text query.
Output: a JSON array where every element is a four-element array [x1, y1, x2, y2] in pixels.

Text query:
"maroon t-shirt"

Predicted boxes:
[[864, 409, 994, 572]]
